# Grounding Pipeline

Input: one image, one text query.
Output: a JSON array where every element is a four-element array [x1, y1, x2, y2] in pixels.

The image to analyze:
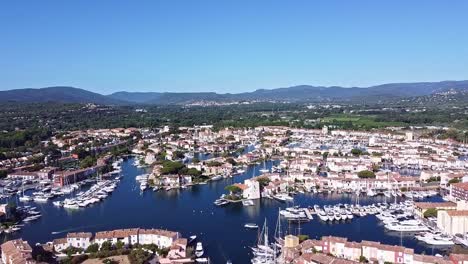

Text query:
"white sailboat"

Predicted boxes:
[[259, 160, 269, 173], [19, 182, 32, 202], [251, 218, 277, 264]]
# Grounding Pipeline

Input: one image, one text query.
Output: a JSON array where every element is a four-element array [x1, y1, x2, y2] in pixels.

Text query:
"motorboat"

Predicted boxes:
[[242, 199, 254, 206], [366, 189, 376, 197], [385, 222, 429, 232], [52, 201, 63, 207], [318, 211, 329, 221], [33, 195, 49, 202], [334, 212, 342, 221], [19, 195, 33, 202], [195, 242, 204, 257], [211, 175, 223, 181], [273, 193, 293, 202], [214, 199, 229, 206], [245, 223, 259, 229]]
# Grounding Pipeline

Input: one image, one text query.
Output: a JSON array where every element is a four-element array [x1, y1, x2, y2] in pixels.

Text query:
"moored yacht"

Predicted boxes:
[[195, 242, 204, 257]]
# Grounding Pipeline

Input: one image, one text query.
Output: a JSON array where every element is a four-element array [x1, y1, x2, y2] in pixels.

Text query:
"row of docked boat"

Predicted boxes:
[[135, 173, 149, 191], [313, 201, 415, 222], [372, 201, 433, 232], [133, 157, 148, 168], [403, 190, 439, 199], [279, 206, 313, 221], [53, 180, 119, 209], [415, 231, 454, 246], [0, 206, 43, 234], [314, 204, 354, 221], [214, 195, 230, 206]]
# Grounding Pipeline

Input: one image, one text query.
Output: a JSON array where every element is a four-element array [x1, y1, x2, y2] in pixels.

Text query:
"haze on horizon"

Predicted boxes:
[[1, 1, 467, 94]]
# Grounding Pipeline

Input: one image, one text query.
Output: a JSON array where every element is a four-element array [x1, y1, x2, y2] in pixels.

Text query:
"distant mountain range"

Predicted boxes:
[[0, 86, 125, 105], [1, 80, 468, 105]]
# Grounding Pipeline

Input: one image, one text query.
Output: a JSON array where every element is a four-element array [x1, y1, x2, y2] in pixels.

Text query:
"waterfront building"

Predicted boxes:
[[137, 229, 180, 248], [66, 232, 92, 249], [294, 235, 457, 264], [52, 166, 103, 187], [94, 228, 140, 246], [7, 171, 39, 180], [414, 202, 456, 218], [242, 179, 260, 199], [437, 210, 468, 235], [0, 239, 35, 264], [53, 228, 181, 251], [165, 238, 188, 260], [450, 182, 468, 201], [52, 238, 68, 252]]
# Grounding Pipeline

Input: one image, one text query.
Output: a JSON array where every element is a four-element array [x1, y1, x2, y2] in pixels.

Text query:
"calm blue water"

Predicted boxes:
[[2, 158, 448, 263]]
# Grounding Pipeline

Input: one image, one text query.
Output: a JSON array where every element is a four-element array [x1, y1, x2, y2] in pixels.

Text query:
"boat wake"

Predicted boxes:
[[51, 225, 97, 235]]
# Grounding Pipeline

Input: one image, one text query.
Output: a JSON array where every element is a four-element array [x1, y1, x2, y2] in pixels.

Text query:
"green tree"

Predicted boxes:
[[128, 248, 151, 264], [85, 243, 99, 253], [357, 170, 375, 179], [100, 241, 113, 251], [225, 158, 237, 165], [80, 155, 97, 168], [115, 240, 125, 250], [161, 161, 185, 175], [351, 148, 363, 156], [424, 208, 438, 218], [225, 185, 242, 194], [256, 177, 271, 188], [359, 256, 369, 263], [449, 178, 461, 185]]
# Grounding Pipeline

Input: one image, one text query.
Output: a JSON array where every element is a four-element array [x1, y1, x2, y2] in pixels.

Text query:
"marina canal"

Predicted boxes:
[[2, 157, 448, 263]]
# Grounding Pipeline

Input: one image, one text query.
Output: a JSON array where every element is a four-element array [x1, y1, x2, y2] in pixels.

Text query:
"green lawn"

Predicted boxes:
[[321, 114, 407, 129]]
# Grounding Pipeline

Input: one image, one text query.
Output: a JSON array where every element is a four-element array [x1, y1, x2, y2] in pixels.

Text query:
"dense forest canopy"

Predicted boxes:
[[0, 101, 467, 153]]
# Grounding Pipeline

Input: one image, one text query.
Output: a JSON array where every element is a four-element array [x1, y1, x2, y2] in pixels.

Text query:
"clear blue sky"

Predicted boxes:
[[1, 1, 467, 94]]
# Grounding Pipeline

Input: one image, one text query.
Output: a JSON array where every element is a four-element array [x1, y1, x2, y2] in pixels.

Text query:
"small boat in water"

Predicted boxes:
[[273, 193, 293, 202], [242, 199, 254, 206], [245, 223, 259, 229], [19, 196, 33, 202], [211, 175, 223, 181], [214, 199, 229, 206], [195, 242, 204, 257], [53, 201, 63, 207]]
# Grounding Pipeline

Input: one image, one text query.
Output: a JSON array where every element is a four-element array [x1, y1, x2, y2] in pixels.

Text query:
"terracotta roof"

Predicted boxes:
[[453, 182, 468, 191], [414, 202, 456, 209], [53, 238, 67, 245], [0, 239, 34, 264], [447, 210, 468, 216], [322, 236, 348, 243], [414, 254, 451, 264], [233, 183, 248, 190], [450, 253, 468, 261], [67, 232, 92, 238], [94, 228, 178, 239]]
